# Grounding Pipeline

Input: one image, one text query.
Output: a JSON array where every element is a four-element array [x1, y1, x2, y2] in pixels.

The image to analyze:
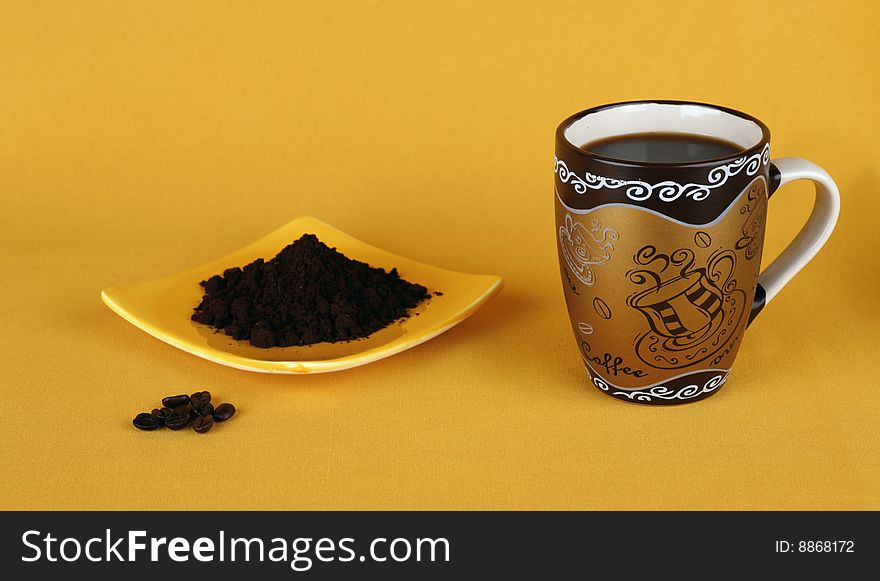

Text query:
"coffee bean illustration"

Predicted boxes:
[[694, 231, 712, 248], [592, 297, 612, 320], [577, 322, 594, 335]]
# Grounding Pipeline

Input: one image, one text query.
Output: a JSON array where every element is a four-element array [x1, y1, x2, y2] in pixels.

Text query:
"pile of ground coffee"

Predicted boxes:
[[191, 234, 430, 348]]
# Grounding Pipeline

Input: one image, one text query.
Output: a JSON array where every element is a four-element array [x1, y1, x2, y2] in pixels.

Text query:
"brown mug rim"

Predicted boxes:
[[556, 100, 772, 169]]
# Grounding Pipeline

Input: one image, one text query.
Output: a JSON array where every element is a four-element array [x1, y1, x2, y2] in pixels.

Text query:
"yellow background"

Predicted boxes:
[[2, 0, 878, 510]]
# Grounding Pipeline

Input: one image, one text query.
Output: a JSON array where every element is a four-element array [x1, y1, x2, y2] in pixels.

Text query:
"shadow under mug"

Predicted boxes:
[[554, 100, 839, 405]]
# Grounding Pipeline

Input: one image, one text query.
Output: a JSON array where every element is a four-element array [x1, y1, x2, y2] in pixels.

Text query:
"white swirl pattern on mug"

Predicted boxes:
[[592, 371, 730, 403], [554, 143, 770, 202]]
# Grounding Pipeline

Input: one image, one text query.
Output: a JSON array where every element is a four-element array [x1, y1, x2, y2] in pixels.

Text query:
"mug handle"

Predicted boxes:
[[748, 157, 841, 324]]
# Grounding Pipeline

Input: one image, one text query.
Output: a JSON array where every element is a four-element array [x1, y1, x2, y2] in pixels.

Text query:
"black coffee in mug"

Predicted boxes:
[[555, 100, 841, 405], [580, 132, 742, 163]]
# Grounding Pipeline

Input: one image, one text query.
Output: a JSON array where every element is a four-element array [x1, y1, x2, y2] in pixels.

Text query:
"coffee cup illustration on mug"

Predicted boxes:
[[555, 101, 840, 405]]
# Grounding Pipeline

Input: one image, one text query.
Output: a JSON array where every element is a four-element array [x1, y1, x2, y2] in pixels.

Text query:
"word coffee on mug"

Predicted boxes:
[[554, 101, 839, 405]]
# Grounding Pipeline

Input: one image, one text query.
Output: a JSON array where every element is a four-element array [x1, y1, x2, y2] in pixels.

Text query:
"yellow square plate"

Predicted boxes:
[[101, 217, 502, 373]]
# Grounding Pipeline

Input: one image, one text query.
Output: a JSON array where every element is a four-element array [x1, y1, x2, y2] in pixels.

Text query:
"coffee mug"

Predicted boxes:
[[554, 100, 839, 405]]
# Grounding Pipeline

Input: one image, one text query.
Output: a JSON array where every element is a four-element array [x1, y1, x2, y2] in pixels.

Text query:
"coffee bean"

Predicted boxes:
[[190, 391, 211, 409], [213, 403, 236, 422], [193, 414, 214, 434], [694, 231, 712, 248], [165, 413, 190, 431], [135, 391, 234, 434], [592, 297, 613, 320], [162, 394, 190, 408], [150, 407, 173, 426], [133, 413, 159, 431]]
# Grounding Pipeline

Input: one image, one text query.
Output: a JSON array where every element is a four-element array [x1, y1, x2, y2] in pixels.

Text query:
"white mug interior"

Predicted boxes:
[[563, 102, 764, 154]]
